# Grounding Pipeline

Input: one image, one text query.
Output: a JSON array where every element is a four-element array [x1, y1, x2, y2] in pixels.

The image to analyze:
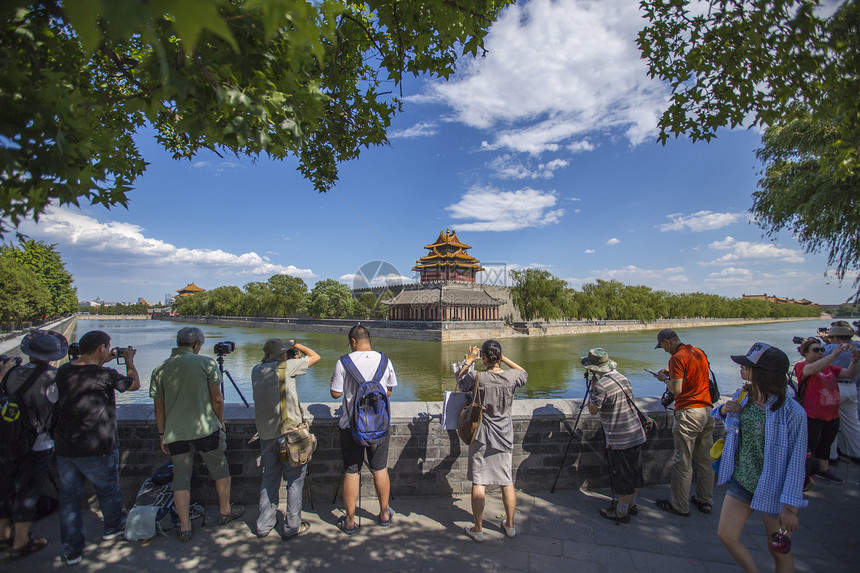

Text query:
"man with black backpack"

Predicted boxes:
[[0, 330, 68, 560], [330, 325, 397, 535]]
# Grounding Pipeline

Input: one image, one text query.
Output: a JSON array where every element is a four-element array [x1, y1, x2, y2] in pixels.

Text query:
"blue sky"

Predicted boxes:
[[16, 0, 856, 305]]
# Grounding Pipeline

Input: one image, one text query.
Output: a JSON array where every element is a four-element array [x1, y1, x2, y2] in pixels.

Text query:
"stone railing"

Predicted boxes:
[[114, 398, 722, 506]]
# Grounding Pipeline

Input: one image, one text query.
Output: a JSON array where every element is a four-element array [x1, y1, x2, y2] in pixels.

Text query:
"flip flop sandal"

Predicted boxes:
[[336, 515, 357, 536], [284, 521, 311, 540], [691, 496, 712, 514], [179, 529, 193, 543], [379, 507, 395, 526], [655, 499, 690, 517], [10, 536, 49, 560]]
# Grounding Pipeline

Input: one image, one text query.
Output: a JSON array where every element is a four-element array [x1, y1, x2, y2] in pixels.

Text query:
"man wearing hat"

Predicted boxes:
[[824, 322, 860, 464], [652, 329, 715, 516], [251, 339, 320, 538], [150, 326, 243, 544], [0, 330, 67, 560], [584, 348, 646, 523], [53, 330, 139, 565]]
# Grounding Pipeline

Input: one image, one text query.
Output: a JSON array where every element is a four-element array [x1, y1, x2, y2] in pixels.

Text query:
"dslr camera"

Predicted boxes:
[[0, 354, 23, 367], [214, 341, 235, 356], [661, 389, 675, 408], [115, 347, 129, 365], [792, 336, 805, 345], [68, 343, 81, 361]]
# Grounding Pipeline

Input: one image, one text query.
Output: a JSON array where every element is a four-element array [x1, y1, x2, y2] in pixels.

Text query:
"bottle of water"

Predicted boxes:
[[725, 411, 740, 436]]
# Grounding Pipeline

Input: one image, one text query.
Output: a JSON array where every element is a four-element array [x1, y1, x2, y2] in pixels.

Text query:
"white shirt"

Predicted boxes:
[[330, 351, 397, 429]]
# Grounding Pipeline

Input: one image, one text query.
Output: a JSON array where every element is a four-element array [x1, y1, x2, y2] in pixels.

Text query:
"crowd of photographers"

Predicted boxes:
[[1, 319, 858, 568]]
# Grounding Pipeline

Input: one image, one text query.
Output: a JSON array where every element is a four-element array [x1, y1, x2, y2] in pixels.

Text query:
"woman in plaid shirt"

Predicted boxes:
[[713, 342, 807, 573]]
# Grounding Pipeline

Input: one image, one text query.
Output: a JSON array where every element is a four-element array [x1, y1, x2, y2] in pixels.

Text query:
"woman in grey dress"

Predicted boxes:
[[458, 340, 527, 542]]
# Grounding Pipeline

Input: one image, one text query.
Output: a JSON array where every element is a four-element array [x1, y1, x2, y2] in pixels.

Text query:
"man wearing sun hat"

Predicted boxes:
[[0, 330, 68, 560], [824, 322, 860, 463], [583, 348, 646, 523]]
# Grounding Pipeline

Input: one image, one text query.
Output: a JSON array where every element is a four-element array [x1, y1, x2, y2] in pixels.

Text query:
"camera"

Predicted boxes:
[[661, 389, 675, 408], [68, 343, 81, 361], [214, 341, 235, 356], [792, 336, 805, 345], [116, 347, 128, 357], [0, 354, 22, 367]]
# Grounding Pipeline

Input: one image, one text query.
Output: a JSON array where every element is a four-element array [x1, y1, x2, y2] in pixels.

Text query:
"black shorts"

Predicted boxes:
[[607, 444, 644, 496], [339, 427, 389, 473], [167, 430, 221, 455]]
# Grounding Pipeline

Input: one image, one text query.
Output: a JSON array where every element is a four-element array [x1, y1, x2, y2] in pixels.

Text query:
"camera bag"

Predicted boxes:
[[0, 364, 49, 464], [277, 361, 316, 467]]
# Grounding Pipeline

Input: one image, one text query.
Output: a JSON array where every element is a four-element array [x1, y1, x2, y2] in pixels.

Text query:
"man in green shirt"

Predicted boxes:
[[150, 327, 243, 543]]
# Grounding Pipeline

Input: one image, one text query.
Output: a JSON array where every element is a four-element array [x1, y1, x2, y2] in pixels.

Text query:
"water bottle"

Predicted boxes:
[[725, 411, 740, 436], [277, 437, 287, 458]]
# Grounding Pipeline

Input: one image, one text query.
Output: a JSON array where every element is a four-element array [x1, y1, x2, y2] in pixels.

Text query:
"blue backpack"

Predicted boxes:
[[340, 353, 390, 446]]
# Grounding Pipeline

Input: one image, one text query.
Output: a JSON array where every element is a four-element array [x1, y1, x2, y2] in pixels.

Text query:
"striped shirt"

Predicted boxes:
[[712, 389, 808, 514], [589, 371, 646, 449]]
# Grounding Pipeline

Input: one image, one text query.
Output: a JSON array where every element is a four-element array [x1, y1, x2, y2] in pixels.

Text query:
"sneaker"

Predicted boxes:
[[102, 525, 125, 541], [64, 553, 82, 566], [816, 468, 845, 484], [599, 506, 630, 523], [803, 475, 815, 492], [216, 505, 245, 526]]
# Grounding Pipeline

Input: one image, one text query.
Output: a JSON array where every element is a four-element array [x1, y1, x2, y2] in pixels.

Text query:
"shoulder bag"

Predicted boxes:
[[605, 373, 657, 439], [457, 372, 484, 445], [277, 361, 317, 467]]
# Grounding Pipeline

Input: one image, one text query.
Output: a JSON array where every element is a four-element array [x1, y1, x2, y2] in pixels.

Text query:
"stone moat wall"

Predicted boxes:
[[115, 398, 725, 506]]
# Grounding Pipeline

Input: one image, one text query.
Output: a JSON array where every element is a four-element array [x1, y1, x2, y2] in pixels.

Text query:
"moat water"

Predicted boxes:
[[71, 317, 826, 405]]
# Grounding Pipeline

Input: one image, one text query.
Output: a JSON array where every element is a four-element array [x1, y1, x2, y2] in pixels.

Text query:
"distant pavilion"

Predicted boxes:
[[383, 230, 503, 321], [176, 283, 206, 298]]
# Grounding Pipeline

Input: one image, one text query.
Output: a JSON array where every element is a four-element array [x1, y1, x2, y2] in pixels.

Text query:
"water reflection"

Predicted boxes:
[[71, 318, 825, 405]]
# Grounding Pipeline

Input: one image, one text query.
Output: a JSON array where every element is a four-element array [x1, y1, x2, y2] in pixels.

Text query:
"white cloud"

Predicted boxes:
[[706, 267, 755, 286], [389, 121, 438, 139], [339, 272, 414, 286], [596, 265, 688, 284], [705, 236, 805, 265], [659, 211, 749, 232], [486, 154, 569, 180], [529, 262, 552, 268], [21, 206, 316, 278], [426, 0, 668, 153], [191, 159, 245, 175], [584, 249, 595, 254], [445, 186, 564, 231], [606, 238, 620, 246]]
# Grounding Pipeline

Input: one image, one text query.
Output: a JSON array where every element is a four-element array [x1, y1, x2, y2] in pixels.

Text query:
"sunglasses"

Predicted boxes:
[[809, 347, 825, 353]]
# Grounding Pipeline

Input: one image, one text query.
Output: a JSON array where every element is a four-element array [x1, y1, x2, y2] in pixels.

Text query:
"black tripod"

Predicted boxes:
[[216, 354, 249, 407], [550, 370, 595, 493]]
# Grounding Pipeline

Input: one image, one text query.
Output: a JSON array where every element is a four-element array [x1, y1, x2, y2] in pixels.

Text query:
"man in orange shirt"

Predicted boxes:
[[652, 329, 715, 516]]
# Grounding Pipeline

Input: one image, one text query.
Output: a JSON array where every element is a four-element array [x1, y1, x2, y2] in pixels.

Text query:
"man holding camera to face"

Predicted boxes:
[[150, 327, 243, 544], [652, 329, 715, 517], [53, 330, 139, 565]]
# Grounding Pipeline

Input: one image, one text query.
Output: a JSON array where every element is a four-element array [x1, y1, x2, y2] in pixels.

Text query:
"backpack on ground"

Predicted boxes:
[[340, 353, 391, 446], [0, 364, 49, 464], [125, 464, 204, 542]]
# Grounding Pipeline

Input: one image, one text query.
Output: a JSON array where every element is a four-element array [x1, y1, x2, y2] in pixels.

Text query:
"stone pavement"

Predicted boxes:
[[11, 460, 859, 572]]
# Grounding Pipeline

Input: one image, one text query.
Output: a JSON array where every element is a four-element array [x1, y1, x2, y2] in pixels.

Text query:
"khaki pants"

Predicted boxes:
[[671, 406, 715, 513]]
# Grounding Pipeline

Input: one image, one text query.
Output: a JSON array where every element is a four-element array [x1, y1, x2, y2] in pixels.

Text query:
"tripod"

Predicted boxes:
[[216, 354, 249, 407], [550, 370, 595, 493]]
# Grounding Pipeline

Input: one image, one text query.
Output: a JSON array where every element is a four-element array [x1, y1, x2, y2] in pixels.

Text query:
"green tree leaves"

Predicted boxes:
[[0, 255, 52, 324], [299, 278, 357, 318], [0, 240, 78, 315], [508, 271, 819, 322], [1, 0, 513, 236]]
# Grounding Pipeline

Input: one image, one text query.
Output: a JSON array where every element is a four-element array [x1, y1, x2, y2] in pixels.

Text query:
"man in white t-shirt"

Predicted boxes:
[[330, 325, 397, 534]]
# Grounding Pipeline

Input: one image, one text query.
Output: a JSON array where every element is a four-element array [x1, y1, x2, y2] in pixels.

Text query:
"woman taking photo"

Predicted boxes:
[[794, 337, 859, 485], [714, 342, 806, 573], [457, 340, 527, 543]]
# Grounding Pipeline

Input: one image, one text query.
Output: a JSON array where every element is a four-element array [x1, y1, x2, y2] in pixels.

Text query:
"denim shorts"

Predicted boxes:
[[726, 478, 778, 518]]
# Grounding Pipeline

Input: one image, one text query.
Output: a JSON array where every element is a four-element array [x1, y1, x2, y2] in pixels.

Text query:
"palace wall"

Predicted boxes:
[[112, 398, 724, 506]]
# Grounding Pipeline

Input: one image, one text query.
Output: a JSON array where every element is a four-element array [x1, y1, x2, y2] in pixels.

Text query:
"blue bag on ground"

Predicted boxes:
[[340, 353, 391, 446]]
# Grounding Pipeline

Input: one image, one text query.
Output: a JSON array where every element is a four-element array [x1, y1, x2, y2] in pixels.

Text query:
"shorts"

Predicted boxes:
[[167, 430, 230, 490], [607, 444, 644, 496], [726, 478, 778, 518], [0, 450, 51, 522], [339, 427, 389, 473]]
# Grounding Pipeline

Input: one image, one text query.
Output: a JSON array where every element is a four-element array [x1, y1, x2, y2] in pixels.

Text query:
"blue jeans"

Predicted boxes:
[[257, 438, 307, 537], [58, 450, 125, 556]]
